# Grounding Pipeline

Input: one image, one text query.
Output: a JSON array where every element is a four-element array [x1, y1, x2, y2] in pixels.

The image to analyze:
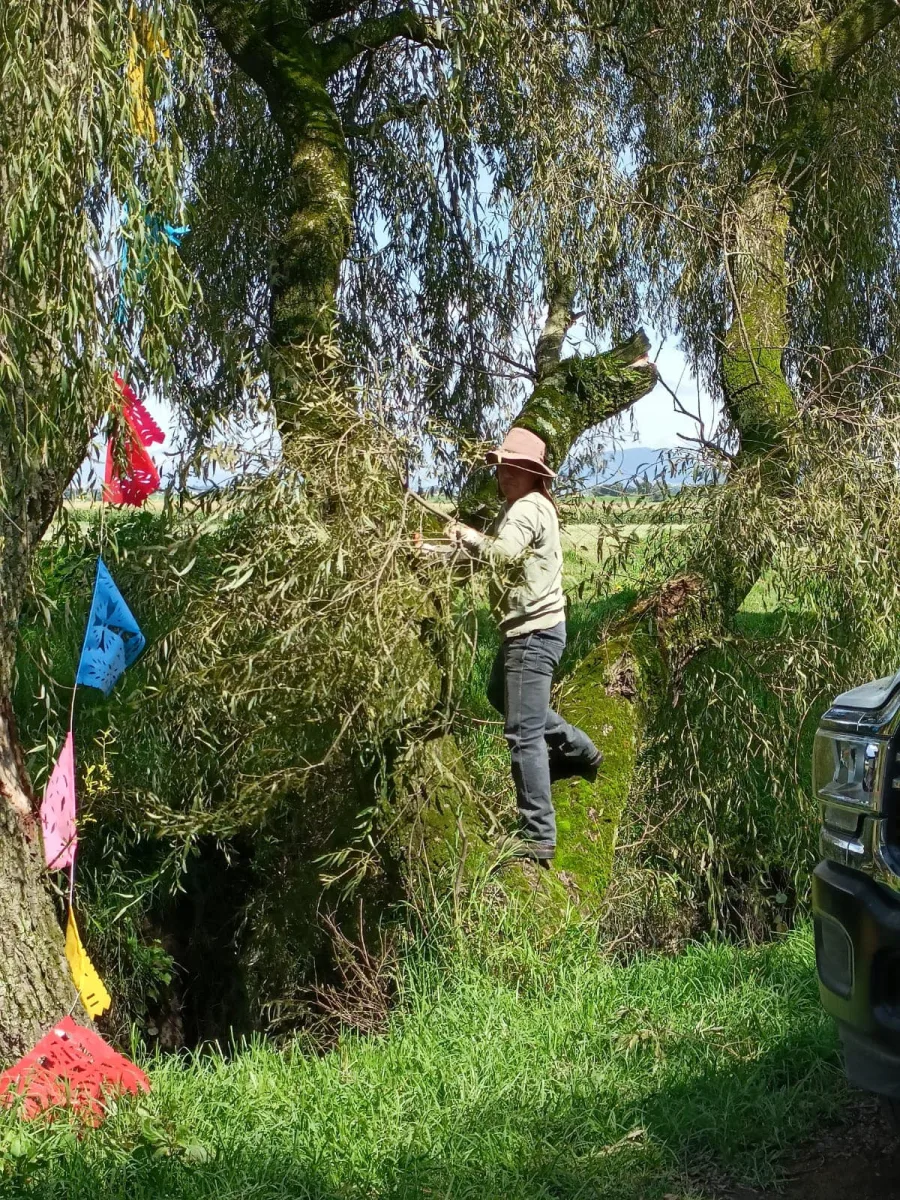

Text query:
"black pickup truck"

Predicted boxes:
[[813, 671, 900, 1109]]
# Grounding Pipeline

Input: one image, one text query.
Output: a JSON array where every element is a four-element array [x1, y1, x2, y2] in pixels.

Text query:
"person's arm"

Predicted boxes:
[[449, 499, 539, 565]]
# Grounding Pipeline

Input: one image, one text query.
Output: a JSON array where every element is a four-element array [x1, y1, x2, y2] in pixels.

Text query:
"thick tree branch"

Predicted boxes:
[[196, 0, 279, 92], [458, 330, 657, 526], [779, 0, 900, 85], [521, 329, 656, 471], [304, 0, 359, 26], [534, 274, 575, 382], [320, 7, 445, 75]]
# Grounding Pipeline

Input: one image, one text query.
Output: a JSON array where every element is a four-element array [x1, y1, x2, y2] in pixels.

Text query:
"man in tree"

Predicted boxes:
[[447, 430, 603, 864]]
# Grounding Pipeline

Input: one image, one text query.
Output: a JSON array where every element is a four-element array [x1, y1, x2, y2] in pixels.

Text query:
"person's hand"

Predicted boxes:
[[412, 530, 453, 558], [446, 520, 464, 546]]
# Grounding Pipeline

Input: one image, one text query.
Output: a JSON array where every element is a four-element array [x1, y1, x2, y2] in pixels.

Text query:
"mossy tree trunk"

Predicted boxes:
[[0, 456, 88, 1060], [199, 0, 441, 440], [716, 0, 900, 607], [199, 1, 350, 438]]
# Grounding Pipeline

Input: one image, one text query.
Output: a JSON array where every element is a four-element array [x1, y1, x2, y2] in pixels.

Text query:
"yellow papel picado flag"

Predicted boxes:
[[65, 908, 111, 1018], [125, 7, 170, 142]]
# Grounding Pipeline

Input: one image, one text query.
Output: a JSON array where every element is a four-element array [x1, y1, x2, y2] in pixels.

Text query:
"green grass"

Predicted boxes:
[[0, 922, 845, 1200]]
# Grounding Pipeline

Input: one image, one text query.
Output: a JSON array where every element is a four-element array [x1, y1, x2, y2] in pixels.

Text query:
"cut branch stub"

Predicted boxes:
[[458, 329, 657, 526]]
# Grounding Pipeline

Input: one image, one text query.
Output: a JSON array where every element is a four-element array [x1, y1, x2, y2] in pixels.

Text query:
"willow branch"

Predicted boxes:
[[343, 97, 428, 138]]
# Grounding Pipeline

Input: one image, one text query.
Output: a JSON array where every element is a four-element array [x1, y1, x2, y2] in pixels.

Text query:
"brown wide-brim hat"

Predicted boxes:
[[485, 427, 556, 478]]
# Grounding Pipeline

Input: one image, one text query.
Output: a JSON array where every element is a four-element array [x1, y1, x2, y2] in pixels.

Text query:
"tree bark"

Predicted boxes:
[[0, 764, 77, 1063], [722, 166, 794, 468], [0, 515, 79, 1062], [0, 385, 94, 1057], [198, 1, 354, 440]]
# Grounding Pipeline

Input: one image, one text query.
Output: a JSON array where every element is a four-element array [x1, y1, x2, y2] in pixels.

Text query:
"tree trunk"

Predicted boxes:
[[0, 546, 76, 1061], [197, 2, 354, 440], [0, 760, 76, 1063], [266, 61, 352, 438], [0, 466, 86, 1061], [590, 0, 900, 929]]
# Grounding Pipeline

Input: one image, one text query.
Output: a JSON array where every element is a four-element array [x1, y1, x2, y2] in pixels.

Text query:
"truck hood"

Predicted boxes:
[[833, 671, 900, 712]]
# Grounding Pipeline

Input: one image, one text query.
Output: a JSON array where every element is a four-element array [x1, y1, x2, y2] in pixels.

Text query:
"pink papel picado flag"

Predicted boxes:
[[40, 732, 77, 870]]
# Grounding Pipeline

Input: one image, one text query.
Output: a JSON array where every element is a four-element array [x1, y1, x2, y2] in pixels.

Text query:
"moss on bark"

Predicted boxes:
[[722, 168, 795, 465], [392, 735, 492, 876], [551, 638, 641, 907], [516, 330, 654, 471]]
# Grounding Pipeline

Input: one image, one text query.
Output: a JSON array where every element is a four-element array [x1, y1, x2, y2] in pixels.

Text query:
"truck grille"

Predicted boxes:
[[822, 803, 863, 837]]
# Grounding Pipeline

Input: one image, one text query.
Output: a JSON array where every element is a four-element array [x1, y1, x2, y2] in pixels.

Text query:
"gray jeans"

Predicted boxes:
[[487, 622, 600, 850]]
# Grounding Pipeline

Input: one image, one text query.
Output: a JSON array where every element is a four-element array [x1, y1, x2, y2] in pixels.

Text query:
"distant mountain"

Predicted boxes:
[[585, 446, 695, 490]]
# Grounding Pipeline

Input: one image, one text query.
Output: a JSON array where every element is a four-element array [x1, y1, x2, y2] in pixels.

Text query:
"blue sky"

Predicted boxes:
[[631, 336, 719, 448]]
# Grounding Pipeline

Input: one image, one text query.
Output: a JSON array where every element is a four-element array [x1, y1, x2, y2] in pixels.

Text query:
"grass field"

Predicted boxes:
[[0, 923, 844, 1200]]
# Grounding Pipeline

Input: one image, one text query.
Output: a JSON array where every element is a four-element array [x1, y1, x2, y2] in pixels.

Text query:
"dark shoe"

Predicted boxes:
[[526, 840, 556, 862], [550, 750, 603, 784], [581, 751, 603, 783], [493, 835, 556, 867]]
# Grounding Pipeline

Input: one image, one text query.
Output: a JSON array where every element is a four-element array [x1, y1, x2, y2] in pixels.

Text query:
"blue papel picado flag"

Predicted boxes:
[[75, 559, 146, 697]]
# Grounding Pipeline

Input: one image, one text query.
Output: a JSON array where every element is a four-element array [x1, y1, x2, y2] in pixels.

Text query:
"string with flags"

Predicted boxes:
[[58, 196, 185, 1010], [5, 369, 166, 1120], [38, 371, 163, 1021], [2, 8, 192, 1122]]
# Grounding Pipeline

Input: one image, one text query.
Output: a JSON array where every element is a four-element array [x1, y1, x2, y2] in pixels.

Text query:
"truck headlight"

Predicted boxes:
[[813, 731, 885, 811]]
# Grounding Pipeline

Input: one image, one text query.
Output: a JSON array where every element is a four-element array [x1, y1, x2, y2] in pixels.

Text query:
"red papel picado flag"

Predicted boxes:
[[113, 373, 164, 446], [104, 375, 164, 506], [0, 1016, 149, 1123]]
